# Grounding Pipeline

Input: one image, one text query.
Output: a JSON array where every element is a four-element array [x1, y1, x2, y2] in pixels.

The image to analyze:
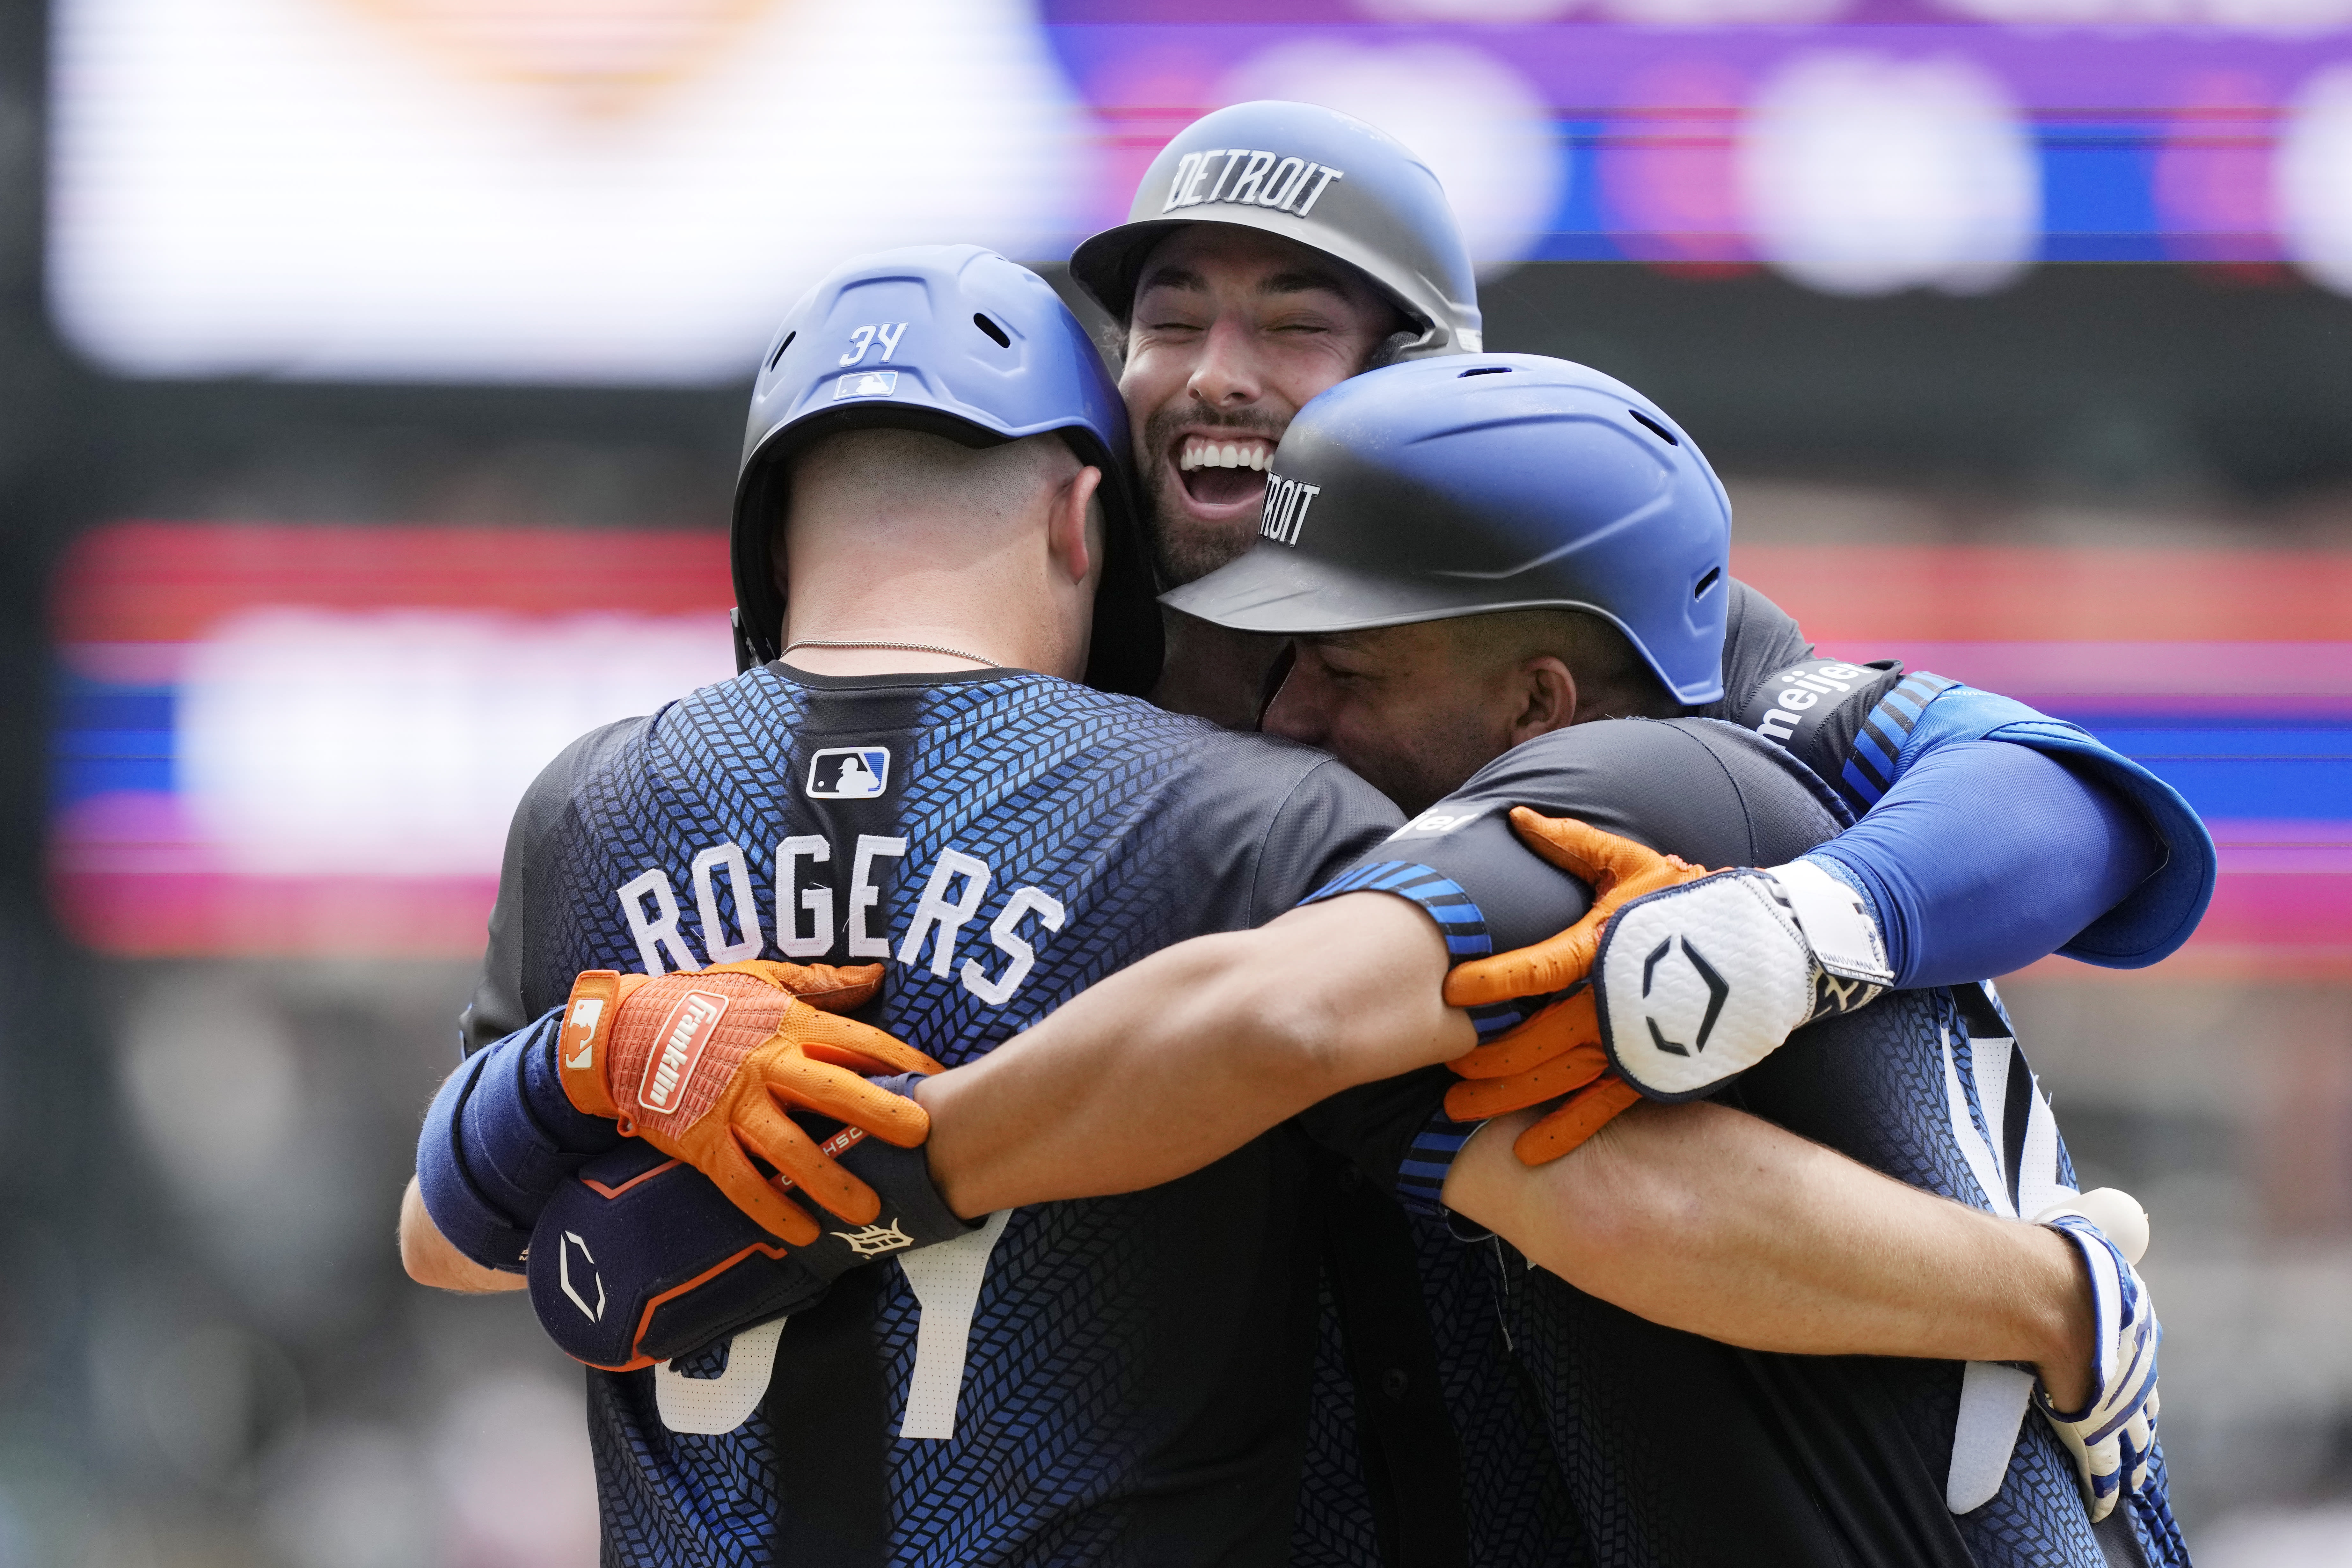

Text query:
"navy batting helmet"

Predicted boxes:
[[1069, 101, 1481, 361], [732, 244, 1162, 695], [1161, 354, 1733, 705]]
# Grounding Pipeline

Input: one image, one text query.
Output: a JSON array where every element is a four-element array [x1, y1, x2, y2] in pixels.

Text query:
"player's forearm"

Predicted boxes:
[[1446, 1101, 2092, 1402], [919, 894, 1469, 1217], [399, 1175, 526, 1294], [1810, 740, 2157, 988]]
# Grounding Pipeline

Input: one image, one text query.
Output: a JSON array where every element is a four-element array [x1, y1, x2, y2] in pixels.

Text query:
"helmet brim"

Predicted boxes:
[[1161, 544, 1725, 705]]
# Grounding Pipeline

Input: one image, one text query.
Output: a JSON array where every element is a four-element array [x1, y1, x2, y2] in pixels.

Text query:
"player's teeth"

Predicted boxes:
[[1180, 444, 1199, 470], [1221, 443, 1240, 468], [1248, 449, 1266, 471]]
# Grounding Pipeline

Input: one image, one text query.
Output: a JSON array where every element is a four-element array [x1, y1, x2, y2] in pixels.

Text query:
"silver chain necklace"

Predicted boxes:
[[781, 637, 1002, 669]]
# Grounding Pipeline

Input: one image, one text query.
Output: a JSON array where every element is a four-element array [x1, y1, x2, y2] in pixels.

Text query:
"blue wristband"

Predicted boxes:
[[417, 1009, 625, 1272]]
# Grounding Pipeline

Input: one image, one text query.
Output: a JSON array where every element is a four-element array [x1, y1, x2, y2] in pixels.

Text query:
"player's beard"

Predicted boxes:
[[1135, 402, 1289, 587]]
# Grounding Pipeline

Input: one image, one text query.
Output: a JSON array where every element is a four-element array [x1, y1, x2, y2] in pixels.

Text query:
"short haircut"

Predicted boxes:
[[790, 425, 1079, 527], [1448, 608, 1683, 720]]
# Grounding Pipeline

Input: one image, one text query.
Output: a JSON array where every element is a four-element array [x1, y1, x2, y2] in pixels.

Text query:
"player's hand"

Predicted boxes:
[[1441, 810, 1715, 1004], [2033, 1193, 2162, 1522], [556, 960, 945, 1244], [1441, 990, 1643, 1164], [1447, 810, 1896, 1102]]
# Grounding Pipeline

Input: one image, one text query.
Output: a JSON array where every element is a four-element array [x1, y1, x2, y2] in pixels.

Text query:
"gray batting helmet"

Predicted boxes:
[[1162, 354, 1734, 705], [1068, 100, 1482, 361]]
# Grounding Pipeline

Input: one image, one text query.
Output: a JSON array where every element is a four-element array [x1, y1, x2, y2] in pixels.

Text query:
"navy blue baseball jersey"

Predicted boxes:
[[466, 661, 1410, 1567], [1302, 716, 2188, 1568]]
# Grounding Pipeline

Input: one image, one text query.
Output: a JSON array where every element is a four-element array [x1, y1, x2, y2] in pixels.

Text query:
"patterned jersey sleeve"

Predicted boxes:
[[1239, 753, 1413, 923], [1296, 717, 1849, 1214], [458, 717, 645, 1057]]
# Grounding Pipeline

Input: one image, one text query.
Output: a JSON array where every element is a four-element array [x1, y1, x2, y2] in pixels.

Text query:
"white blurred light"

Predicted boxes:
[[121, 977, 300, 1197], [1214, 41, 1565, 277], [1738, 53, 2039, 296], [2279, 67, 2352, 294], [433, 1375, 599, 1568], [1933, 0, 2352, 30], [2196, 1504, 2352, 1567], [267, 1425, 438, 1568], [49, 0, 1089, 383], [1607, 0, 1847, 22], [178, 609, 733, 874], [1354, 0, 1580, 17]]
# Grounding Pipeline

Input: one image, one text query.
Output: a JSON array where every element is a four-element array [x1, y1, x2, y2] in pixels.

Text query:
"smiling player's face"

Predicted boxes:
[[1118, 227, 1402, 587]]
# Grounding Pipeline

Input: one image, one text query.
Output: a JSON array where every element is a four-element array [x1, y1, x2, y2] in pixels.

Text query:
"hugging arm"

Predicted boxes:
[[915, 887, 2093, 1387]]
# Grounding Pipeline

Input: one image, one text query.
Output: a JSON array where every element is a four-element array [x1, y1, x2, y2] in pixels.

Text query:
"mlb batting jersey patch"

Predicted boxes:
[[805, 745, 890, 800]]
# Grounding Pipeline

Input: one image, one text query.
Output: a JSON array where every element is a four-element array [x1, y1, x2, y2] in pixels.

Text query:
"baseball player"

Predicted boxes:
[[405, 250, 2185, 1563], [1048, 100, 2202, 1563], [905, 355, 2187, 1566]]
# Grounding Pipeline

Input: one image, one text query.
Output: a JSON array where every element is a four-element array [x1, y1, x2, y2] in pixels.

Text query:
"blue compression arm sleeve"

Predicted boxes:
[[1818, 678, 2216, 972], [416, 1009, 625, 1272], [1808, 740, 2158, 989]]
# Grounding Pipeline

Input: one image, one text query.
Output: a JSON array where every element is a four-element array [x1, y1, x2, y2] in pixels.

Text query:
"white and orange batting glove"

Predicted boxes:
[[1443, 810, 1895, 1161], [556, 960, 944, 1244]]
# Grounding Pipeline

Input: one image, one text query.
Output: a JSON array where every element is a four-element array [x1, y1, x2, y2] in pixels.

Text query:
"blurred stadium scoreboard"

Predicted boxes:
[[47, 0, 2352, 384], [50, 526, 734, 956], [48, 525, 2352, 973]]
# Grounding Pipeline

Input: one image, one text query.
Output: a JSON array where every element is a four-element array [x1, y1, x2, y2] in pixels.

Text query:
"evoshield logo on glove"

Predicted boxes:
[[637, 991, 731, 1114], [1640, 936, 1729, 1058]]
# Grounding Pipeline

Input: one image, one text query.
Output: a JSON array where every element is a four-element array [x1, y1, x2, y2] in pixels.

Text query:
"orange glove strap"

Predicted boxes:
[[557, 970, 653, 1119]]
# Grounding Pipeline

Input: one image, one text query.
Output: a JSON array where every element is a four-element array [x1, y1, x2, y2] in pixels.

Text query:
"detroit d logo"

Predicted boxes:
[[833, 1221, 914, 1258], [1640, 936, 1730, 1059]]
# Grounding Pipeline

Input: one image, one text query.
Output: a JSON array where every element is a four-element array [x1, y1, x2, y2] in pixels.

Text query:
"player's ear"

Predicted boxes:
[[1510, 656, 1579, 745], [1049, 465, 1103, 589]]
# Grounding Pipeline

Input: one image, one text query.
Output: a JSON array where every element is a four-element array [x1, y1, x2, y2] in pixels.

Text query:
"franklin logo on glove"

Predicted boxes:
[[639, 991, 728, 1112]]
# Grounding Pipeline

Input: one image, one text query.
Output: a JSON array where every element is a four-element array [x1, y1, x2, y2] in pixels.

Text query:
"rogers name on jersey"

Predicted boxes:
[[612, 835, 1066, 1007]]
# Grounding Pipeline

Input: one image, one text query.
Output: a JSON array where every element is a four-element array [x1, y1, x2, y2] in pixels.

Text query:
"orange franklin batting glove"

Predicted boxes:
[[555, 960, 945, 1245], [1443, 988, 1647, 1164], [1437, 813, 1713, 1166], [1441, 810, 1715, 1010]]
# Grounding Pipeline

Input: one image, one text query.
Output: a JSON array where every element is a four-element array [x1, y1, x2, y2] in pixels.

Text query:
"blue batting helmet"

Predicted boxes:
[[1069, 101, 1482, 361], [1161, 355, 1733, 705], [731, 244, 1161, 695]]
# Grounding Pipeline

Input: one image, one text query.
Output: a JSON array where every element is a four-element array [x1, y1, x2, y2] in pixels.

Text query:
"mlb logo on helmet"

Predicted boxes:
[[806, 746, 891, 800], [834, 370, 898, 399]]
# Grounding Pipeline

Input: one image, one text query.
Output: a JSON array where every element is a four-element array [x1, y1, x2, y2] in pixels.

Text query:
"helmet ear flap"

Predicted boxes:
[[1362, 329, 1421, 374]]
